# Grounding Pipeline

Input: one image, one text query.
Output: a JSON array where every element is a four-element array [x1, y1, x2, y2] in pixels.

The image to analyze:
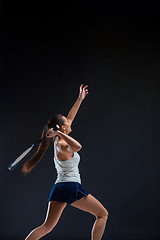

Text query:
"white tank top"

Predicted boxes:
[[53, 136, 81, 184]]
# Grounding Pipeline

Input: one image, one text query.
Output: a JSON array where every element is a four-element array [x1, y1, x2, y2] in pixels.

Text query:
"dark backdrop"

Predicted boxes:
[[1, 1, 160, 239]]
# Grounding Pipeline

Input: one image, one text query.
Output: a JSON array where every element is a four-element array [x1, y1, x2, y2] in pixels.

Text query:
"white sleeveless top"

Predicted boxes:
[[53, 136, 81, 184]]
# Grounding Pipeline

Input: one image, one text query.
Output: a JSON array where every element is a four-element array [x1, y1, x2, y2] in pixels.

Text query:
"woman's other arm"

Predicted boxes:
[[46, 129, 82, 152], [67, 84, 88, 124]]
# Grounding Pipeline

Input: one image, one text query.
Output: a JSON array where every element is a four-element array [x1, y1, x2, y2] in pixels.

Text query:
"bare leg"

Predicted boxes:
[[71, 194, 109, 240], [91, 216, 108, 240], [25, 201, 67, 240]]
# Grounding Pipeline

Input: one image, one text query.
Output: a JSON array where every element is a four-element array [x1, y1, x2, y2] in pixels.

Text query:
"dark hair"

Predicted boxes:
[[47, 114, 65, 129], [22, 114, 65, 176]]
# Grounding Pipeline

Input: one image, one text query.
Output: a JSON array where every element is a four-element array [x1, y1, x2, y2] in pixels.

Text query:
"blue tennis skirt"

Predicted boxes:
[[48, 182, 89, 204]]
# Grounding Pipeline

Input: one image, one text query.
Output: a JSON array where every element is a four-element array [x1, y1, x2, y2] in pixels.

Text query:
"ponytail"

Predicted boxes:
[[22, 126, 50, 176]]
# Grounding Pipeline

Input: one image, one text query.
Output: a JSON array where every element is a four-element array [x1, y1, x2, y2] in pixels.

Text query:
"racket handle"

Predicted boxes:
[[34, 125, 60, 145], [53, 125, 60, 131]]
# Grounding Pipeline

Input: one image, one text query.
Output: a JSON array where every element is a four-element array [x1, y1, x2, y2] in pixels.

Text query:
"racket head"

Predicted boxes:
[[8, 144, 35, 170], [8, 124, 60, 171]]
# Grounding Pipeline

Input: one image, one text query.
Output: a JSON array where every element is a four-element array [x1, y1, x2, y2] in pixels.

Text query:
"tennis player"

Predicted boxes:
[[23, 84, 109, 240]]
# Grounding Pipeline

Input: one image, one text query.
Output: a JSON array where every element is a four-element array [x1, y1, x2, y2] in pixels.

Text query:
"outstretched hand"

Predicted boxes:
[[78, 84, 89, 101]]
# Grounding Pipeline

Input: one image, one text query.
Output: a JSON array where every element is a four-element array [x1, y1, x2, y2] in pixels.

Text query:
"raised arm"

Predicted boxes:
[[67, 84, 88, 124]]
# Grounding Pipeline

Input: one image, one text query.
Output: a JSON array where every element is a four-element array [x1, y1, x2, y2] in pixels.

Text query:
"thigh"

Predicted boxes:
[[71, 194, 108, 218], [44, 201, 67, 228]]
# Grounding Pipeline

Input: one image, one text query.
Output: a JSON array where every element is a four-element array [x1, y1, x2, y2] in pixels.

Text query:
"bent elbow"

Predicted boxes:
[[77, 144, 82, 151]]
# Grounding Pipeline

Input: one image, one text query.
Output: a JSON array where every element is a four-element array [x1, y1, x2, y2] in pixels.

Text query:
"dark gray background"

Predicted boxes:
[[1, 1, 160, 239]]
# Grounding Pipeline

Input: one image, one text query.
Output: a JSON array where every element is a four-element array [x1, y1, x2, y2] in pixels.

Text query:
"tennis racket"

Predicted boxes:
[[8, 125, 60, 170]]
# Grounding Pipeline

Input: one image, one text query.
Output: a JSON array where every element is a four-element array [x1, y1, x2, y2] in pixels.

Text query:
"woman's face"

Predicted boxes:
[[61, 116, 72, 134]]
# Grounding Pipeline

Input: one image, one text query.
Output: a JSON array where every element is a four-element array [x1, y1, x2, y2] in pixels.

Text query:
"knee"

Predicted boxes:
[[96, 209, 109, 220]]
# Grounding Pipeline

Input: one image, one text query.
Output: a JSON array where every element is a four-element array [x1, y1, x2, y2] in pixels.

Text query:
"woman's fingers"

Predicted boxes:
[[80, 84, 88, 91], [80, 84, 88, 89], [79, 84, 89, 99], [83, 85, 88, 94], [83, 85, 88, 89], [46, 128, 53, 137], [46, 128, 59, 138]]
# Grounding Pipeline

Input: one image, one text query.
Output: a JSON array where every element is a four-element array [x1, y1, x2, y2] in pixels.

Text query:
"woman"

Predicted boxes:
[[23, 84, 109, 240]]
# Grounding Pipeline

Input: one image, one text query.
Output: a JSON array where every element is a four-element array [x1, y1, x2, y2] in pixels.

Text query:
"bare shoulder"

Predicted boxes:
[[56, 140, 75, 161], [57, 140, 74, 153]]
